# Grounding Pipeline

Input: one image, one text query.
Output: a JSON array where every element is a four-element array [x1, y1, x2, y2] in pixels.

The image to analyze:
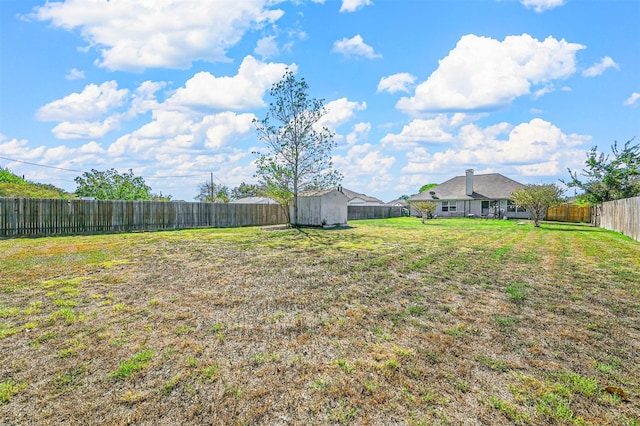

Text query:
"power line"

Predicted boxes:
[[0, 155, 212, 180], [0, 155, 84, 173], [145, 173, 210, 179]]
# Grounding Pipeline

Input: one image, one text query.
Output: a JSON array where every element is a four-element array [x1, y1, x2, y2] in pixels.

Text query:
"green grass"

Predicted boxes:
[[112, 350, 155, 380], [0, 218, 638, 424], [0, 380, 27, 404]]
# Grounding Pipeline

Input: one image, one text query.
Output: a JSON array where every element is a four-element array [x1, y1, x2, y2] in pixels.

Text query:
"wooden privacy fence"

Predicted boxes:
[[598, 196, 640, 242], [545, 204, 591, 223], [348, 205, 403, 220], [0, 198, 288, 237]]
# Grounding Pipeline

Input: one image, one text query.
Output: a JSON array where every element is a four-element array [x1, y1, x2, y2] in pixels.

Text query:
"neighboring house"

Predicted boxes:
[[387, 198, 409, 208], [294, 187, 349, 227], [340, 187, 385, 206], [230, 196, 278, 204], [408, 169, 529, 219]]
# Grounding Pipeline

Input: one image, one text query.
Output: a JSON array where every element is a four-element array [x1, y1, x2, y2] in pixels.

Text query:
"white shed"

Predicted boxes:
[[293, 188, 349, 227]]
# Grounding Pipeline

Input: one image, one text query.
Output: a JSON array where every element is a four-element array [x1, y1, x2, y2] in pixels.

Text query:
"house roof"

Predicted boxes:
[[339, 187, 384, 204], [409, 173, 525, 202], [387, 198, 409, 206], [230, 196, 278, 204], [298, 188, 349, 199], [299, 187, 382, 203]]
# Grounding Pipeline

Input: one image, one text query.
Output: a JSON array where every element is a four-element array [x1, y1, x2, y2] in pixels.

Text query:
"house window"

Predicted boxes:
[[481, 200, 499, 210], [507, 200, 527, 213], [442, 201, 457, 212]]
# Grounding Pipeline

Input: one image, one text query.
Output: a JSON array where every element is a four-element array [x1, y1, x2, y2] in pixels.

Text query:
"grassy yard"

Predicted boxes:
[[0, 218, 638, 425]]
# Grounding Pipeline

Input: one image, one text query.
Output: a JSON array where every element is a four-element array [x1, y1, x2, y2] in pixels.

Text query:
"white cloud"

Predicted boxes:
[[168, 56, 292, 110], [377, 73, 416, 94], [0, 135, 106, 184], [397, 34, 584, 113], [624, 92, 640, 106], [332, 35, 382, 59], [126, 81, 166, 118], [0, 136, 45, 159], [254, 36, 280, 59], [401, 118, 590, 177], [108, 109, 255, 157], [37, 81, 129, 122], [65, 68, 85, 80], [521, 0, 565, 12], [532, 84, 555, 99], [381, 115, 454, 148], [34, 0, 284, 71], [51, 118, 120, 140], [346, 122, 371, 146], [334, 144, 395, 178], [316, 98, 367, 131], [36, 80, 165, 140], [333, 143, 396, 199], [201, 112, 255, 149], [339, 0, 373, 13], [582, 56, 619, 77]]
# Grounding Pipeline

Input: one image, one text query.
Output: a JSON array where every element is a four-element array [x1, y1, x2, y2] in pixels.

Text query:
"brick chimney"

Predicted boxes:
[[465, 169, 474, 196]]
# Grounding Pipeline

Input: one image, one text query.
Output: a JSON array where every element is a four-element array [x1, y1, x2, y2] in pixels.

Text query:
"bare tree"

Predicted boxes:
[[253, 70, 342, 226]]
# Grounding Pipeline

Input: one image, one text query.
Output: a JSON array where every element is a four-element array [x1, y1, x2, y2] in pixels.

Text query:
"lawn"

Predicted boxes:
[[0, 218, 638, 425]]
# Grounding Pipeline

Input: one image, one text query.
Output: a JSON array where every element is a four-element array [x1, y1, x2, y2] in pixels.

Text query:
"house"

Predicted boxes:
[[230, 196, 278, 204], [387, 198, 409, 208], [293, 187, 349, 227], [408, 169, 529, 219], [339, 187, 385, 206]]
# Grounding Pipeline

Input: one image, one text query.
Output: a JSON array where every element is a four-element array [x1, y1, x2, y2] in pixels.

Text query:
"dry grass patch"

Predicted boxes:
[[0, 218, 638, 425]]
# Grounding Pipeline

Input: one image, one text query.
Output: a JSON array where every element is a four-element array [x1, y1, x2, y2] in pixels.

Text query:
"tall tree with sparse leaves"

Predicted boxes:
[[195, 182, 230, 203], [511, 183, 564, 228], [231, 182, 263, 200], [562, 138, 640, 204], [253, 70, 342, 225], [74, 168, 152, 200]]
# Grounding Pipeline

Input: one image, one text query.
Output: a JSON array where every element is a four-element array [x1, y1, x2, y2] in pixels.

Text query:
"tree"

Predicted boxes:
[[195, 182, 230, 203], [510, 184, 564, 227], [151, 192, 173, 202], [0, 167, 24, 184], [231, 182, 263, 200], [74, 168, 152, 200], [253, 70, 342, 225], [419, 183, 437, 193], [562, 138, 640, 204], [411, 201, 437, 223]]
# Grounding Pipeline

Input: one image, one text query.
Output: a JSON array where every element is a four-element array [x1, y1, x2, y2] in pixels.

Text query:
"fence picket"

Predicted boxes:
[[1, 199, 411, 237], [599, 196, 640, 242]]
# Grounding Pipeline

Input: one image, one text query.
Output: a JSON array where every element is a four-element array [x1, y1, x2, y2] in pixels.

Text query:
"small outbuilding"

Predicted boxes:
[[293, 187, 349, 227]]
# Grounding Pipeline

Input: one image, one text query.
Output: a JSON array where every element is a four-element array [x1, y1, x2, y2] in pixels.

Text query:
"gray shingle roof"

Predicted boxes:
[[409, 173, 525, 202], [338, 187, 384, 204]]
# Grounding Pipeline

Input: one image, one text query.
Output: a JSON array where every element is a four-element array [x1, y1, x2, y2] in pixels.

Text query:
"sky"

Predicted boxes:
[[1, 0, 639, 202]]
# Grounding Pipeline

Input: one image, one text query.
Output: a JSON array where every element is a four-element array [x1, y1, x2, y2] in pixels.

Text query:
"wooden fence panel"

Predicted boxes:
[[0, 198, 292, 237], [545, 205, 591, 223], [348, 206, 402, 220], [599, 196, 640, 242]]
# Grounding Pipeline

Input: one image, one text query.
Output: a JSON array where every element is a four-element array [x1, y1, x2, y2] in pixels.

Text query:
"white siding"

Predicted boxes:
[[293, 189, 348, 226]]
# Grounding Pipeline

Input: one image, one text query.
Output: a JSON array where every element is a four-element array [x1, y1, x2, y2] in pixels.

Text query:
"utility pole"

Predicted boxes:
[[210, 172, 214, 202]]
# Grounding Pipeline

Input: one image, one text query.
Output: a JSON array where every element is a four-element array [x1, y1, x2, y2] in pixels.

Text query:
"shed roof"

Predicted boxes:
[[230, 197, 278, 204], [298, 188, 349, 199], [409, 173, 525, 202]]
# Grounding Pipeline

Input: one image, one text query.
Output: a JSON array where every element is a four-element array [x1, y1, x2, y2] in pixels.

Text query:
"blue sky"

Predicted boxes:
[[1, 0, 638, 202]]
